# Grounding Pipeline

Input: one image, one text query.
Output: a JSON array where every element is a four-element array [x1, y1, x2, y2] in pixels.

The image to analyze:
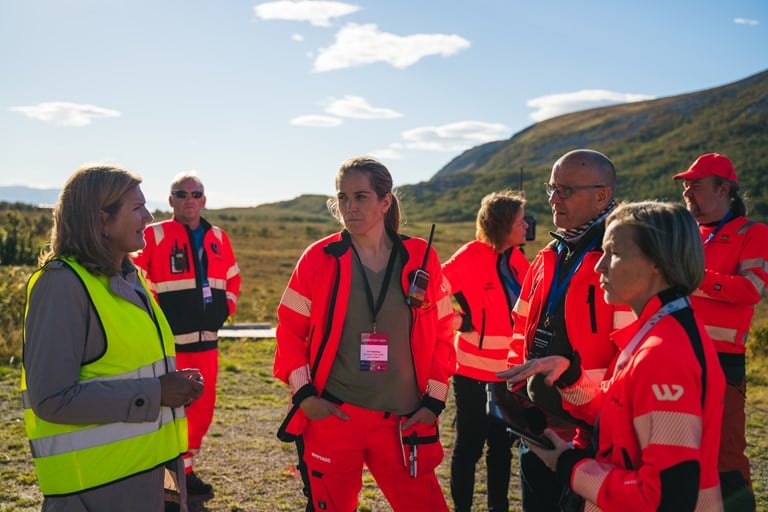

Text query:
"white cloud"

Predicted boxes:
[[526, 90, 656, 122], [291, 33, 304, 42], [313, 23, 470, 72], [289, 114, 343, 127], [368, 148, 404, 160], [254, 1, 360, 27], [402, 121, 509, 152], [9, 101, 121, 127], [325, 95, 402, 119], [734, 17, 759, 26]]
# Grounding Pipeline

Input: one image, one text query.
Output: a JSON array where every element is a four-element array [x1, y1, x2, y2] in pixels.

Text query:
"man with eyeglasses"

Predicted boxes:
[[674, 153, 768, 512], [498, 149, 631, 511], [133, 171, 241, 501]]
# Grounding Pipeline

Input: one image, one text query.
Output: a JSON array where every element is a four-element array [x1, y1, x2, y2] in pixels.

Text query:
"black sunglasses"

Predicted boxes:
[[172, 190, 203, 199]]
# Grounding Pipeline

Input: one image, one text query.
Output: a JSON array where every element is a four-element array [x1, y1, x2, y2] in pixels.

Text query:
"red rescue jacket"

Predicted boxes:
[[691, 215, 768, 355], [558, 293, 725, 511], [273, 230, 455, 440], [442, 241, 530, 381], [132, 217, 240, 351]]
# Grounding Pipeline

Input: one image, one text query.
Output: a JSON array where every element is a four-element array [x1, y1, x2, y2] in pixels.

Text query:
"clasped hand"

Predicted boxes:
[[159, 368, 205, 408]]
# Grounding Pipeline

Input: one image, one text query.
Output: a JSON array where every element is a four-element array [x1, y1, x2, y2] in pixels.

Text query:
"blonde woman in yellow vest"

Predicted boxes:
[[22, 164, 204, 511]]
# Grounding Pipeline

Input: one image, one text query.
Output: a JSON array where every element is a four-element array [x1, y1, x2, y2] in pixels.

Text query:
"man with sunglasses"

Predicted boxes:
[[498, 149, 631, 511], [133, 171, 241, 500]]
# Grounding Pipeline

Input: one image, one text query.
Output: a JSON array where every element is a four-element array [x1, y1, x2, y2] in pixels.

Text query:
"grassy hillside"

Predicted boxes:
[[399, 69, 768, 224]]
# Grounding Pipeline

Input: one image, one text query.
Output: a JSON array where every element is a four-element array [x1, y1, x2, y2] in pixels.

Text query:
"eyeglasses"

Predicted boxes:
[[172, 190, 204, 199], [545, 183, 606, 199]]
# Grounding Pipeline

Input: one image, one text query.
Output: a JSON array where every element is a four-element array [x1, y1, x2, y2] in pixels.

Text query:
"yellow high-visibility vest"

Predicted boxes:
[[21, 257, 187, 496]]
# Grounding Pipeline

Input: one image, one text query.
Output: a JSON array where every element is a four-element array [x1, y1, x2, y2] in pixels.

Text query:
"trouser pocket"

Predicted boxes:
[[399, 418, 443, 477]]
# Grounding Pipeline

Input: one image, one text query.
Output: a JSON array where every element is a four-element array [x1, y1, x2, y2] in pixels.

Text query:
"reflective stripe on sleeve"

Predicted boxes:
[[280, 287, 312, 318]]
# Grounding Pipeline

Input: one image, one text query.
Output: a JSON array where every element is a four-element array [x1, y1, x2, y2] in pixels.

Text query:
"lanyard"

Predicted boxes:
[[351, 244, 398, 333], [702, 210, 733, 245], [614, 296, 690, 372], [499, 253, 522, 302], [544, 239, 598, 319]]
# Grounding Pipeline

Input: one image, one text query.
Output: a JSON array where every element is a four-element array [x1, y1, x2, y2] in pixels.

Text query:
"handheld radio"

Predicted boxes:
[[406, 223, 435, 308]]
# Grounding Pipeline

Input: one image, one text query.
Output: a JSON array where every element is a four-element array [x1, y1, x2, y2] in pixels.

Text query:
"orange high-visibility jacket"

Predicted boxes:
[[691, 215, 768, 355], [442, 241, 530, 381], [132, 217, 240, 351]]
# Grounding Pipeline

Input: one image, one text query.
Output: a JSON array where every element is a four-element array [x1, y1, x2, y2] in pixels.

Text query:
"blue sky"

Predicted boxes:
[[1, 0, 766, 210]]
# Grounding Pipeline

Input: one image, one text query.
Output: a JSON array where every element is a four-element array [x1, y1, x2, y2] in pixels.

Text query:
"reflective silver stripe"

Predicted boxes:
[[514, 298, 529, 317], [154, 278, 197, 293], [82, 359, 169, 383], [704, 325, 738, 343], [29, 407, 177, 458], [174, 330, 218, 344], [457, 333, 512, 351], [743, 269, 765, 295], [427, 379, 449, 402], [455, 351, 509, 374], [226, 291, 238, 305], [280, 287, 312, 318], [151, 224, 165, 245], [437, 295, 453, 319], [22, 358, 172, 409], [227, 264, 240, 280], [289, 365, 311, 394], [208, 277, 227, 290]]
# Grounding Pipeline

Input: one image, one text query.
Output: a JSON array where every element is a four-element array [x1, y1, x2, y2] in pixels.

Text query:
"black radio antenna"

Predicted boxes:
[[421, 223, 435, 269]]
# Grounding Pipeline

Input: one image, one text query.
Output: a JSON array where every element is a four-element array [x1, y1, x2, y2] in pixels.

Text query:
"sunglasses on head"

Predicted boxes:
[[172, 190, 203, 199]]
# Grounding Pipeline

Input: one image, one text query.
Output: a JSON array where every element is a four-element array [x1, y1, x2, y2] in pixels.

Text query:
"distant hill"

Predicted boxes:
[[397, 68, 768, 224], [0, 186, 168, 213], [0, 186, 59, 207]]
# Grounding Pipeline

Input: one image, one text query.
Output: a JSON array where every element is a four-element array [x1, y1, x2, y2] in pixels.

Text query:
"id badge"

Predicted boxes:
[[360, 332, 388, 372], [530, 327, 553, 359], [202, 284, 213, 305]]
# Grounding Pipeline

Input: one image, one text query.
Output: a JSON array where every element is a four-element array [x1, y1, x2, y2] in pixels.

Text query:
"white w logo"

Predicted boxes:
[[651, 384, 684, 401]]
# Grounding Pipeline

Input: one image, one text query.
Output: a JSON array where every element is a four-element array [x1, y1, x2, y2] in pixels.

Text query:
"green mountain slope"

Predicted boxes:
[[397, 69, 768, 225]]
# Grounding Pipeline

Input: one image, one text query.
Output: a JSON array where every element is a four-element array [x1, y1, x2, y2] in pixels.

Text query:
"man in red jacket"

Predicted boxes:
[[504, 149, 632, 511], [133, 172, 241, 498], [674, 153, 768, 511]]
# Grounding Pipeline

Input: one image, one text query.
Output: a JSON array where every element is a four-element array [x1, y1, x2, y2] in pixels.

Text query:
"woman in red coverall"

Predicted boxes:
[[499, 201, 725, 511], [273, 156, 455, 511], [442, 190, 530, 512]]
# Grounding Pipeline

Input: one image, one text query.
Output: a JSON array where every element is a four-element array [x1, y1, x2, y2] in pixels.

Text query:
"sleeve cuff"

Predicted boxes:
[[421, 395, 446, 417], [291, 383, 318, 406], [555, 351, 582, 389], [556, 447, 590, 485]]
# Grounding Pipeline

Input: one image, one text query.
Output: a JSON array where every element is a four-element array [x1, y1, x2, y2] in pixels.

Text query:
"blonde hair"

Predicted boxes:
[[476, 190, 525, 252], [41, 164, 142, 276], [606, 201, 704, 295]]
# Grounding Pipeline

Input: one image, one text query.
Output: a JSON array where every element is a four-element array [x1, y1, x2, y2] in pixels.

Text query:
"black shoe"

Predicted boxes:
[[186, 471, 213, 496]]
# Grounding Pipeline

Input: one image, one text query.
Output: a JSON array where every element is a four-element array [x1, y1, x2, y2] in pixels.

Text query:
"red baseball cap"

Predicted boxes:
[[672, 153, 738, 183]]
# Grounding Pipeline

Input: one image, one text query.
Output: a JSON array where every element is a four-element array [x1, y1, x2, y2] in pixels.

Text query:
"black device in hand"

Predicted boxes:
[[487, 381, 587, 449]]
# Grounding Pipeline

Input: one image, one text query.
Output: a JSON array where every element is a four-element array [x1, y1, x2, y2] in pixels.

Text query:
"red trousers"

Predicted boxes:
[[719, 379, 752, 485], [302, 402, 448, 511], [177, 348, 218, 473]]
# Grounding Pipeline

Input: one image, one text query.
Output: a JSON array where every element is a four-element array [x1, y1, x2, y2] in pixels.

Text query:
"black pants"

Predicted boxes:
[[519, 440, 565, 511], [450, 374, 513, 512]]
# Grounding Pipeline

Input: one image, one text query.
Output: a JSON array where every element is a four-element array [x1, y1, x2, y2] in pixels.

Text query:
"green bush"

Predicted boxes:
[[750, 325, 768, 359], [0, 266, 32, 363]]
